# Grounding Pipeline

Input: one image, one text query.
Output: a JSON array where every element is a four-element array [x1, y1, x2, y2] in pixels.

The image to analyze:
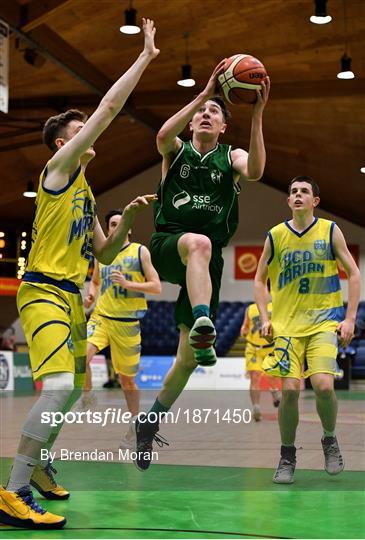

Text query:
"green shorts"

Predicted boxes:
[[150, 232, 224, 329]]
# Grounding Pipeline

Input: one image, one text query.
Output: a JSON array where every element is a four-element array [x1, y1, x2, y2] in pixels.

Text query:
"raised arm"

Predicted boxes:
[[254, 236, 272, 340], [111, 246, 161, 295], [156, 60, 226, 166], [92, 194, 157, 265], [332, 224, 361, 346], [45, 19, 159, 189], [231, 77, 270, 182]]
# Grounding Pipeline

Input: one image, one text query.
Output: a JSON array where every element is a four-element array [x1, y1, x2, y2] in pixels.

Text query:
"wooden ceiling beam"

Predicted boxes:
[[0, 2, 161, 132], [133, 81, 365, 103], [0, 137, 41, 152], [5, 74, 365, 120], [0, 126, 41, 140], [28, 24, 112, 95], [268, 78, 365, 100], [21, 0, 72, 32], [8, 95, 100, 111]]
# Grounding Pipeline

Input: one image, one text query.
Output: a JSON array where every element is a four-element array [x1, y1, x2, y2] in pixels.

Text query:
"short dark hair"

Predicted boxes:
[[288, 175, 320, 197], [193, 95, 231, 122], [42, 109, 88, 152], [210, 96, 230, 122], [105, 209, 123, 229]]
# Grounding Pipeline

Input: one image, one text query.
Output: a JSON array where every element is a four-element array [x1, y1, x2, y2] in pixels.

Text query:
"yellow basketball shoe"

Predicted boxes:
[[30, 462, 70, 500], [0, 485, 66, 529]]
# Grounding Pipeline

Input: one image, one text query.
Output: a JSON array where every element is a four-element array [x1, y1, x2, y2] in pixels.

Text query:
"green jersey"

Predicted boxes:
[[154, 141, 240, 247]]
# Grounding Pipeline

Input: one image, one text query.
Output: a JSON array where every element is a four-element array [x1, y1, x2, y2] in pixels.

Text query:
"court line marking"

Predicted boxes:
[[0, 526, 293, 538]]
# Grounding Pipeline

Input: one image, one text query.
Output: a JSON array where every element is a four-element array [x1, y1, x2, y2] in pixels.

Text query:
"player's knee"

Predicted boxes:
[[311, 375, 334, 394], [22, 373, 76, 442], [191, 234, 212, 256], [313, 382, 334, 396], [119, 374, 137, 391], [42, 372, 74, 392], [183, 234, 212, 258], [41, 372, 76, 410]]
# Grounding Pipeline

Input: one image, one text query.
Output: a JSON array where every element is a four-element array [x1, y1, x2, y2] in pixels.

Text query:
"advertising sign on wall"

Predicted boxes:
[[135, 356, 174, 389], [235, 246, 263, 280], [0, 351, 14, 391]]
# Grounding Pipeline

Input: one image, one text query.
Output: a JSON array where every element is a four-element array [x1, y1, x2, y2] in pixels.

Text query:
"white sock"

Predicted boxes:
[[7, 453, 38, 492], [323, 430, 335, 438]]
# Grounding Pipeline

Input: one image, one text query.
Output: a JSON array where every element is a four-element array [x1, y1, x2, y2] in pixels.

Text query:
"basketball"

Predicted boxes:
[[218, 54, 267, 104]]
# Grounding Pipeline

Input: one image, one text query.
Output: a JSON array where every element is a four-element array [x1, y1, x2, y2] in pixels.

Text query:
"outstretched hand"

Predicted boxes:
[[142, 18, 160, 59], [123, 194, 157, 219], [202, 59, 227, 99], [253, 76, 270, 115]]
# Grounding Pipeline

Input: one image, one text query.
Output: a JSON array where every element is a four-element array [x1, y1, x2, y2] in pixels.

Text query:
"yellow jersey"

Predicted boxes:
[[93, 242, 147, 320], [267, 217, 344, 337], [246, 302, 273, 347], [26, 165, 96, 289]]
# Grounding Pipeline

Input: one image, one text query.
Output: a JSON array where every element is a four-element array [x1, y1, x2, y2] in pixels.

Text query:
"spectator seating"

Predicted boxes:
[[141, 301, 178, 355], [141, 300, 248, 356]]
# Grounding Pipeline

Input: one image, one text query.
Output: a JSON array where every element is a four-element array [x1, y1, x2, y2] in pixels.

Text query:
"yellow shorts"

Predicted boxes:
[[87, 314, 141, 376], [262, 331, 340, 380], [17, 281, 86, 385], [245, 342, 274, 372]]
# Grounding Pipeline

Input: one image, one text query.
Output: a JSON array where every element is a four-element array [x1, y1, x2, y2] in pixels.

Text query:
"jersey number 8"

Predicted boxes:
[[299, 277, 310, 294]]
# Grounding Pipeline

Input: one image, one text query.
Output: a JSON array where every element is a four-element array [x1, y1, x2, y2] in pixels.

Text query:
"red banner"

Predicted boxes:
[[235, 246, 263, 280], [0, 277, 21, 296], [338, 244, 359, 279]]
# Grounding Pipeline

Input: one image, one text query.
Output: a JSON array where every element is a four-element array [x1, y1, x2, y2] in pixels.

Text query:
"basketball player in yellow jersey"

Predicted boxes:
[[81, 210, 161, 447], [241, 293, 280, 421], [255, 176, 360, 484], [0, 20, 159, 530]]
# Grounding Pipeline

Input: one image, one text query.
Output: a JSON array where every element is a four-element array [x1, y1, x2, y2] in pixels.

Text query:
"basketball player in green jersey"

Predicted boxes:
[[0, 20, 159, 529], [255, 176, 360, 483], [133, 61, 270, 471]]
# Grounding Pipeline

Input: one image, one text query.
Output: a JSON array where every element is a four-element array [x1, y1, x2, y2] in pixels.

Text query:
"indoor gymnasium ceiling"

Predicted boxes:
[[0, 0, 364, 227]]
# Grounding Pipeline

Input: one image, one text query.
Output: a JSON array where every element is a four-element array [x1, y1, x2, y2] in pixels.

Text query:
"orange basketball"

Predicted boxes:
[[218, 54, 267, 104]]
